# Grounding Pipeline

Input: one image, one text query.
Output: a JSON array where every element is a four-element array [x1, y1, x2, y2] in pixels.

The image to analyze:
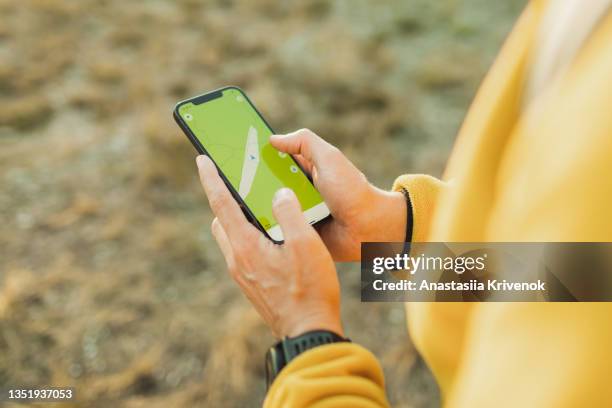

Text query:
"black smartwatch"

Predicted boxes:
[[265, 330, 350, 389]]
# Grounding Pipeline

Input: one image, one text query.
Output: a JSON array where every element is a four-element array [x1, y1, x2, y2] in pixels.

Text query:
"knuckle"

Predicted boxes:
[[211, 218, 220, 233], [274, 197, 292, 212], [288, 227, 314, 245], [208, 194, 227, 212], [297, 128, 313, 136], [297, 128, 316, 141], [227, 263, 239, 278], [327, 144, 341, 156], [321, 144, 342, 161]]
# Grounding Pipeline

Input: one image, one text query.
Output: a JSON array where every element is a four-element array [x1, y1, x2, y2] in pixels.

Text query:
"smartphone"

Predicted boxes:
[[173, 86, 331, 243]]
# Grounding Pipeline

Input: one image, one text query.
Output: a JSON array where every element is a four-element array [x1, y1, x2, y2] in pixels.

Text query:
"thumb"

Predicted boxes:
[[272, 188, 312, 243], [270, 128, 333, 164]]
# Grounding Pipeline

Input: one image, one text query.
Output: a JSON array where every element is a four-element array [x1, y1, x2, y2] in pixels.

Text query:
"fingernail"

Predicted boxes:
[[273, 187, 294, 204], [196, 155, 207, 168]]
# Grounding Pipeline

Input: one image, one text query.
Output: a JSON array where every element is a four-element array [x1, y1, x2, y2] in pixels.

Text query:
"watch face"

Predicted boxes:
[[265, 347, 282, 390]]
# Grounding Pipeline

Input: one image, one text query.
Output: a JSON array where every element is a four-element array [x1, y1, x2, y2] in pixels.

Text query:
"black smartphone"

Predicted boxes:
[[174, 86, 331, 243]]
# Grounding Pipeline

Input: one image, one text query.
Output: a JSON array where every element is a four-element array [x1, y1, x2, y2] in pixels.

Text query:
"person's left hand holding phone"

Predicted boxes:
[[196, 155, 344, 338]]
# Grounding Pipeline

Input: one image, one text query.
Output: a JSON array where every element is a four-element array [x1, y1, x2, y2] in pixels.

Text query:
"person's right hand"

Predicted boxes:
[[270, 129, 407, 262]]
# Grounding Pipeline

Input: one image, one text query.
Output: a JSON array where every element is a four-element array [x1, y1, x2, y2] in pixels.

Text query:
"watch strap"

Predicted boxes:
[[265, 330, 349, 389]]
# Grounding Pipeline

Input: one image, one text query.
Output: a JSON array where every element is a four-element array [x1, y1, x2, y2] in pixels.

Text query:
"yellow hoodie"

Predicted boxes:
[[265, 1, 612, 406]]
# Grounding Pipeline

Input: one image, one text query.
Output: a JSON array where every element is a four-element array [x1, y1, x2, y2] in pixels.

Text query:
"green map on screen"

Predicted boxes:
[[178, 88, 325, 232]]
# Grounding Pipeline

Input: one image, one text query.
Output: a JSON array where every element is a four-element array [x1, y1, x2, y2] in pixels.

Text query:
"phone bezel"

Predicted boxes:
[[173, 85, 330, 244]]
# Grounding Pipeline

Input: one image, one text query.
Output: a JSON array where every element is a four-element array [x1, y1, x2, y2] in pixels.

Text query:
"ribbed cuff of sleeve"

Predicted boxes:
[[392, 174, 445, 242]]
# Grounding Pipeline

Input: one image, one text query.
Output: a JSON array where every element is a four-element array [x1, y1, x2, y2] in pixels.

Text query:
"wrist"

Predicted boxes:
[[363, 187, 407, 242], [281, 308, 344, 338]]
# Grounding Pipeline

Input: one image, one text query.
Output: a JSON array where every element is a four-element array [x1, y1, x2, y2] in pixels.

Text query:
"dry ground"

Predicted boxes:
[[0, 0, 524, 406]]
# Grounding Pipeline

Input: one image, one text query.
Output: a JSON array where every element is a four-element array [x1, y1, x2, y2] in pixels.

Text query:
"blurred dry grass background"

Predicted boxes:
[[0, 0, 524, 406]]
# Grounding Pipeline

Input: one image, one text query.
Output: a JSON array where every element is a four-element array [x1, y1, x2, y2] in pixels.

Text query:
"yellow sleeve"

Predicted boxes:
[[446, 15, 612, 408], [264, 343, 390, 408], [392, 174, 446, 243]]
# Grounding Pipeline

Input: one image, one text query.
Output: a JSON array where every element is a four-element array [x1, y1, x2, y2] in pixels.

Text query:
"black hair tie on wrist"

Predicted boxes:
[[399, 188, 414, 254]]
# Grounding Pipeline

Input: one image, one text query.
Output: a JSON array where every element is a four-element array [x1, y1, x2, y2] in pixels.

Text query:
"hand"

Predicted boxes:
[[270, 129, 407, 262], [196, 155, 343, 338]]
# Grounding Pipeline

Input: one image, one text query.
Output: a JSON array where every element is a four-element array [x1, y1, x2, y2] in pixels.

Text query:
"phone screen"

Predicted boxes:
[[176, 87, 329, 241]]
